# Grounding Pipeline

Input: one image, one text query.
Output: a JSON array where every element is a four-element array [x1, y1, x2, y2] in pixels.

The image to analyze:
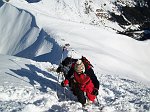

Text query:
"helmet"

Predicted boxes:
[[74, 60, 85, 73]]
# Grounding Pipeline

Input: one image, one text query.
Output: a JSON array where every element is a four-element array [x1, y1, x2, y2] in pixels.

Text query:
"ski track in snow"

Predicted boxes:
[[0, 61, 149, 112]]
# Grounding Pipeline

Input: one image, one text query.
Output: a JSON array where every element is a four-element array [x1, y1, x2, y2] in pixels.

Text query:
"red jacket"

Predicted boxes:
[[64, 63, 99, 91], [73, 72, 95, 93]]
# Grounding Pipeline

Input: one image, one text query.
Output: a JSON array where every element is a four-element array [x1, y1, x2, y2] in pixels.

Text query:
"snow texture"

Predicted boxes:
[[0, 0, 150, 112]]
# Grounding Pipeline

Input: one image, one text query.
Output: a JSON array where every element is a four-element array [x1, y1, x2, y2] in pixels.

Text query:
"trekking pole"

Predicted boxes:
[[57, 46, 65, 83], [96, 96, 104, 110], [62, 74, 67, 100], [96, 97, 100, 105], [58, 46, 67, 100], [57, 44, 70, 100], [56, 46, 65, 100]]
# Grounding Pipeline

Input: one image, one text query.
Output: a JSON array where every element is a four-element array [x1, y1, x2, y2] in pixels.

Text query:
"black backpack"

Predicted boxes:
[[81, 56, 93, 69]]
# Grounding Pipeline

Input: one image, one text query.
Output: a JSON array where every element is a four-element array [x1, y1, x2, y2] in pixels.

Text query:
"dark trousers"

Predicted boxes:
[[69, 79, 86, 105]]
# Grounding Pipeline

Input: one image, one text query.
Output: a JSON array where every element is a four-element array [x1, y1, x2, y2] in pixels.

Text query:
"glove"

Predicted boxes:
[[92, 88, 99, 96], [61, 79, 69, 87], [56, 66, 62, 73]]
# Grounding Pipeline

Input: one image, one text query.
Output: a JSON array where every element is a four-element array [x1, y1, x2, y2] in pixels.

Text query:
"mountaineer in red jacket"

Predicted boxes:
[[61, 59, 99, 106]]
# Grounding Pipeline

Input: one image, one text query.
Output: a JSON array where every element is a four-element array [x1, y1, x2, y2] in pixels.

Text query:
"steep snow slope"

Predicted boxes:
[[0, 54, 149, 112], [0, 1, 150, 112], [0, 54, 59, 112], [0, 3, 39, 55], [1, 2, 150, 85], [11, 0, 150, 40], [9, 0, 123, 31], [10, 0, 149, 34], [0, 3, 63, 63]]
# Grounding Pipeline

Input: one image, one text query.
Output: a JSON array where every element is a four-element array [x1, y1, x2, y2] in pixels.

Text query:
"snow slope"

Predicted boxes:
[[0, 55, 150, 112], [0, 3, 39, 55], [2, 1, 150, 85], [0, 3, 63, 63], [0, 0, 150, 112], [9, 0, 124, 31]]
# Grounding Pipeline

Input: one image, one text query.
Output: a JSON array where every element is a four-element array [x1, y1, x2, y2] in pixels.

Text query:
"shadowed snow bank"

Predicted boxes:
[[0, 3, 63, 64]]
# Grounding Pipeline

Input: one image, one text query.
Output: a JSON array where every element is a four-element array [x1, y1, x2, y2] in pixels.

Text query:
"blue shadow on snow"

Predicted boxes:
[[8, 64, 66, 94]]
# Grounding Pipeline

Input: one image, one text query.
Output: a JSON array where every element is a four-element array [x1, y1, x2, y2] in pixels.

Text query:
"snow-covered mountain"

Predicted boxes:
[[0, 0, 150, 112], [7, 0, 150, 40]]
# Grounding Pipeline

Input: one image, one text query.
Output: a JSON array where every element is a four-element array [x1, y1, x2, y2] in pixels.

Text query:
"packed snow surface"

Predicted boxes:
[[0, 0, 150, 112]]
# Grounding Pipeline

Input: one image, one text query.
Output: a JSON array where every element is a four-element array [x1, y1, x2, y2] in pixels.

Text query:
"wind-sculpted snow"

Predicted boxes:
[[0, 3, 63, 64], [0, 3, 39, 55]]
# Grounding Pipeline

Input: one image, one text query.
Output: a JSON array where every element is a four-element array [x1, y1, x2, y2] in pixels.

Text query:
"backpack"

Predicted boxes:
[[81, 56, 93, 69]]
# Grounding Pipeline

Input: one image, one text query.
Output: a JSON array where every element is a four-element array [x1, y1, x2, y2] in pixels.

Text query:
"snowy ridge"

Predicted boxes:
[[0, 3, 63, 63], [0, 0, 150, 112], [0, 3, 39, 55]]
